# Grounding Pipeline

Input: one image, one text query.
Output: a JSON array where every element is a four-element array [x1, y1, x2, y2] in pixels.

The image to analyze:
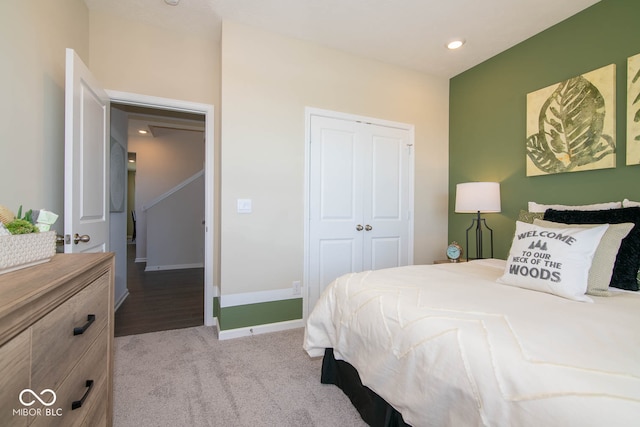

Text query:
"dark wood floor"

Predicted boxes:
[[114, 244, 204, 337]]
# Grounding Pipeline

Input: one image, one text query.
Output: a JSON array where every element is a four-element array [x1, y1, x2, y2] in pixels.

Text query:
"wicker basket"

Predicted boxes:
[[0, 231, 56, 275]]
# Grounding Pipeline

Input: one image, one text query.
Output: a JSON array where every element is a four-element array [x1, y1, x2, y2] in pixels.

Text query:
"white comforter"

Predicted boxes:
[[303, 260, 640, 427]]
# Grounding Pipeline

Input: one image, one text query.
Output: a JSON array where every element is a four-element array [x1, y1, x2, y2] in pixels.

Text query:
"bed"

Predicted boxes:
[[303, 204, 640, 427]]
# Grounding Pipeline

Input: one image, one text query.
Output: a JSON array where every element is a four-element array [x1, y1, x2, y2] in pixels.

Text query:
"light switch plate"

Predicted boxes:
[[237, 199, 252, 213]]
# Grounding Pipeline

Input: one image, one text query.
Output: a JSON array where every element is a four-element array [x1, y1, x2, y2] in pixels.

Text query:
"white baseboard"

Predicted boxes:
[[144, 262, 203, 272], [217, 319, 304, 340], [114, 289, 129, 311]]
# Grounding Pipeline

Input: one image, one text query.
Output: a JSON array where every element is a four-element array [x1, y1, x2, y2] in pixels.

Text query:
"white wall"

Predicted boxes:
[[128, 129, 205, 261], [146, 174, 205, 271], [220, 22, 449, 298], [0, 0, 89, 232]]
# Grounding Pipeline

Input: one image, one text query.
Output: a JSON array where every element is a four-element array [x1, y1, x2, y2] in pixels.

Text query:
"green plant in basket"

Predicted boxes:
[[6, 219, 39, 235], [1, 205, 39, 235]]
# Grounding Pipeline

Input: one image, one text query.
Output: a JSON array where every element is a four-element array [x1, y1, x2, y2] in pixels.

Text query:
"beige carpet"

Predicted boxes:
[[113, 326, 367, 426]]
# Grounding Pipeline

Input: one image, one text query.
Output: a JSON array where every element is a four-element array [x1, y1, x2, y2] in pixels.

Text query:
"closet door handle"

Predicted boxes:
[[365, 225, 372, 231], [71, 380, 94, 410], [73, 314, 96, 336], [356, 224, 364, 231]]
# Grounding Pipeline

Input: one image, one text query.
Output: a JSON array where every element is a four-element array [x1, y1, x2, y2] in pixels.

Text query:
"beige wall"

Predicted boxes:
[[0, 0, 89, 230], [89, 9, 222, 287], [220, 22, 449, 296], [1, 3, 448, 313], [88, 11, 219, 106]]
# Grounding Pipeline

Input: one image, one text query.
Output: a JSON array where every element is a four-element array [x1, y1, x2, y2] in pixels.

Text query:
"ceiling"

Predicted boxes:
[[113, 103, 205, 136], [84, 0, 600, 78], [112, 104, 204, 167]]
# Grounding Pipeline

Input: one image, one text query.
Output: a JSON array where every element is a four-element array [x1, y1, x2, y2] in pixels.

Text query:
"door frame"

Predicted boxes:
[[108, 90, 216, 327], [303, 107, 415, 319]]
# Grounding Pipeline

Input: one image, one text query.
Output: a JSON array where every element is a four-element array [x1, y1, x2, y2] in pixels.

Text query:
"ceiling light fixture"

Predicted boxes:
[[164, 0, 180, 5], [447, 39, 466, 50], [138, 130, 148, 134]]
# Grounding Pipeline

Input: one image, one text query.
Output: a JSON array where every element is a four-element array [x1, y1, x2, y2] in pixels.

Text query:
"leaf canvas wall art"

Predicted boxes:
[[526, 64, 616, 176], [627, 53, 640, 166]]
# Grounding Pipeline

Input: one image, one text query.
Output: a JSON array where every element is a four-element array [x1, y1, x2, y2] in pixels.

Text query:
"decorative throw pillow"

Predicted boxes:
[[518, 210, 544, 224], [623, 201, 640, 285], [534, 219, 633, 296], [497, 221, 609, 302], [543, 207, 640, 291], [528, 201, 622, 213]]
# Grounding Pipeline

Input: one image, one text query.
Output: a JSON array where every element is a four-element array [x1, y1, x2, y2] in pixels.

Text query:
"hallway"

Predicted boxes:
[[114, 244, 204, 337]]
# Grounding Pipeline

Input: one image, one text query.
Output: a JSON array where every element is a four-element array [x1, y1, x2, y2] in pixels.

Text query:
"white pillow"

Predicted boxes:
[[498, 221, 609, 302], [622, 199, 640, 208], [528, 201, 622, 213]]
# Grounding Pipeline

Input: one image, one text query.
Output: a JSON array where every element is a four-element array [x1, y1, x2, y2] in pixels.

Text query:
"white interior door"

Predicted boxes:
[[64, 48, 110, 253], [363, 124, 411, 270], [309, 117, 364, 311], [308, 113, 413, 313]]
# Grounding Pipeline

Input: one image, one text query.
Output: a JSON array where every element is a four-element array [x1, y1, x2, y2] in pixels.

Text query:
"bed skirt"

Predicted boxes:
[[321, 348, 411, 427]]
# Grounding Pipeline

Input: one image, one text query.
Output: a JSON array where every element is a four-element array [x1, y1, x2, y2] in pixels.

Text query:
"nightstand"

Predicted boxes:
[[433, 259, 468, 264]]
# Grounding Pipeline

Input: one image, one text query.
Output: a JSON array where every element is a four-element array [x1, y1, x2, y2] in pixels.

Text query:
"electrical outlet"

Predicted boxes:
[[293, 281, 301, 295]]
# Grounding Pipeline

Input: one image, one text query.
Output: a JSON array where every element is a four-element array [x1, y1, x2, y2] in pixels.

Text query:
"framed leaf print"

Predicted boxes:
[[526, 64, 616, 176], [627, 53, 640, 166]]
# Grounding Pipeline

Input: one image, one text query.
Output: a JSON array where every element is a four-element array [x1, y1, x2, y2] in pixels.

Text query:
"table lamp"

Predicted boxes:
[[455, 182, 501, 260]]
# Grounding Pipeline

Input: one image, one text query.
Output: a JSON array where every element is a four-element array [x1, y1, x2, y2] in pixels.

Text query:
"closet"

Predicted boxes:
[[307, 113, 414, 313]]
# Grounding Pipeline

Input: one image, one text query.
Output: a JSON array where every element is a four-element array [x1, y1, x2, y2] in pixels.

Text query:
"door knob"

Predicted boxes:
[[356, 224, 364, 231], [73, 233, 91, 244], [365, 225, 372, 231]]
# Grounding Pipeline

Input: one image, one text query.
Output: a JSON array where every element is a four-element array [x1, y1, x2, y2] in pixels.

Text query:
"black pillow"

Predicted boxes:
[[543, 207, 640, 291]]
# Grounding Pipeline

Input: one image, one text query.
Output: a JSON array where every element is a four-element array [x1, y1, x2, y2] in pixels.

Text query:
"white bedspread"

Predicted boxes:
[[303, 260, 640, 427]]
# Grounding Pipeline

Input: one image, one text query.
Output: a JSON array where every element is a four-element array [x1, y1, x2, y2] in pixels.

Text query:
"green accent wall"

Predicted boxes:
[[216, 298, 302, 331], [449, 0, 640, 259]]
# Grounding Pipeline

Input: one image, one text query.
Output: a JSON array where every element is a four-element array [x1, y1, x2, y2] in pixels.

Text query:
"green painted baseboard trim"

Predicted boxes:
[[217, 298, 303, 331], [213, 296, 220, 318]]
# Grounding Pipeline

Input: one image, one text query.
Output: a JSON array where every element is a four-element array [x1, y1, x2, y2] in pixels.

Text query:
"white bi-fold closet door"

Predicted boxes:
[[308, 113, 414, 313]]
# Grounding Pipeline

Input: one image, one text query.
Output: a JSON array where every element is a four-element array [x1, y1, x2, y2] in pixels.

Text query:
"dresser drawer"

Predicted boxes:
[[31, 328, 108, 427], [31, 272, 109, 391], [0, 253, 114, 427], [0, 329, 30, 427], [77, 381, 107, 427]]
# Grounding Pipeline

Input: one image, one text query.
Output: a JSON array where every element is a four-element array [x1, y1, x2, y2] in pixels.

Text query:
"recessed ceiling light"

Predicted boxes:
[[164, 0, 180, 5], [138, 130, 148, 134], [447, 40, 465, 50]]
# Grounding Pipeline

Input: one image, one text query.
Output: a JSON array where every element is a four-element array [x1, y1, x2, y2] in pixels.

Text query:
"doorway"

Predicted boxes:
[[112, 103, 207, 336], [107, 90, 216, 329]]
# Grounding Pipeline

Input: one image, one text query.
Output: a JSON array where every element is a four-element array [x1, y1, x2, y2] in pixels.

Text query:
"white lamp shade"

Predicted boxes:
[[455, 182, 501, 213]]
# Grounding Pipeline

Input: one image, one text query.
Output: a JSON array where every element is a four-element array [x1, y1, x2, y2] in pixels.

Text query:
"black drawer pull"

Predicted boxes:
[[71, 380, 94, 410], [73, 314, 96, 336]]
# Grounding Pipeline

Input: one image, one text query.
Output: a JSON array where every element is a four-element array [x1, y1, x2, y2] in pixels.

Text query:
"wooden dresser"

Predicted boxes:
[[0, 253, 114, 426]]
